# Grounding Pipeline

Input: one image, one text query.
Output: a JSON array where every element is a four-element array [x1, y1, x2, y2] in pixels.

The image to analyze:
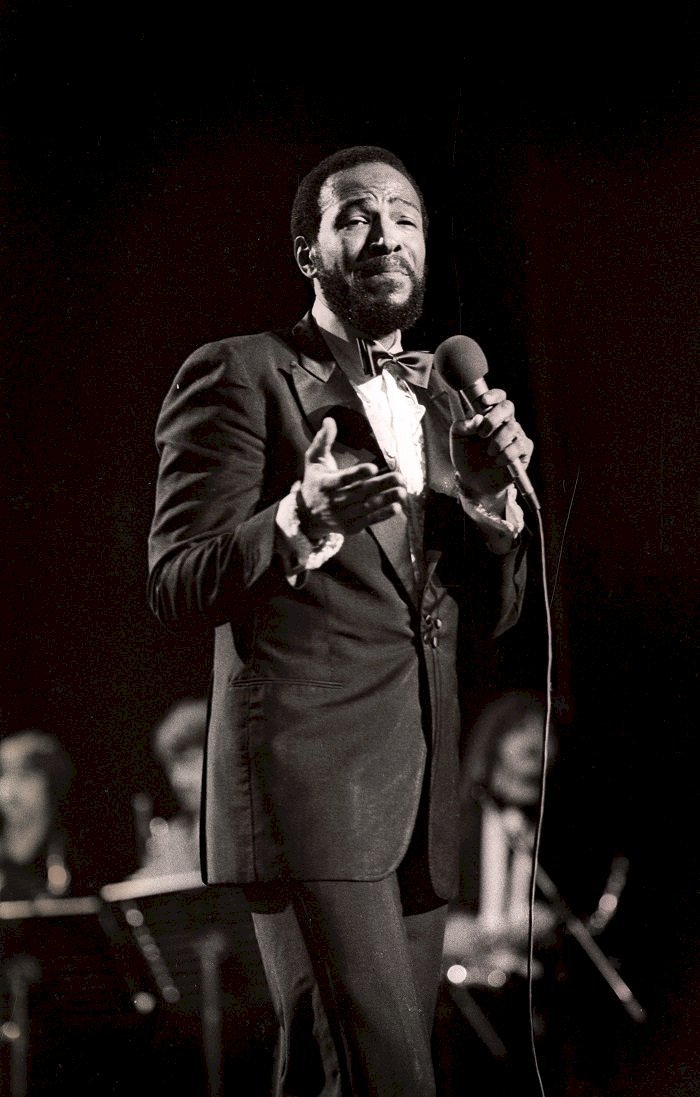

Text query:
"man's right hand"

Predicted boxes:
[[299, 417, 407, 539]]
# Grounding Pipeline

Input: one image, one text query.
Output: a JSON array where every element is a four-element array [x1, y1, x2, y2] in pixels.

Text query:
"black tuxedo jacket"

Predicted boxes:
[[148, 314, 527, 899]]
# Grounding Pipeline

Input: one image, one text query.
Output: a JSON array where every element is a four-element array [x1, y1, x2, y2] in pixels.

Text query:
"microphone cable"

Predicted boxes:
[[526, 503, 554, 1097], [527, 467, 580, 1095]]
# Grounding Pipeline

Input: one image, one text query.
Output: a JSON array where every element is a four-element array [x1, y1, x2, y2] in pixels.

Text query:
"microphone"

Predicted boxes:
[[434, 335, 541, 512]]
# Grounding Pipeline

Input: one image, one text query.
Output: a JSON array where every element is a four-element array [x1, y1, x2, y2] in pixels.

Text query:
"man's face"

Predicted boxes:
[[303, 161, 427, 339]]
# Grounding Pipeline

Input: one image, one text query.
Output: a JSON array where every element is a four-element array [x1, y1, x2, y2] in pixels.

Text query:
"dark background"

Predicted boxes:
[[2, 9, 698, 1095]]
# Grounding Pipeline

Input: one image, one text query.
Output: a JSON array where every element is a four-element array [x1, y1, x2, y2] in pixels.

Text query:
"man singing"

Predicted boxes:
[[148, 145, 533, 1095]]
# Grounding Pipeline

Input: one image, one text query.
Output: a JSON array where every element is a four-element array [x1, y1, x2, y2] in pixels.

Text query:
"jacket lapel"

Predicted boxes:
[[286, 314, 418, 605], [418, 371, 463, 588], [287, 313, 376, 465], [367, 509, 417, 607], [422, 368, 462, 497]]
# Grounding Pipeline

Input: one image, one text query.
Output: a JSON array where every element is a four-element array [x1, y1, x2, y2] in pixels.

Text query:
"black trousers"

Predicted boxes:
[[248, 873, 448, 1097]]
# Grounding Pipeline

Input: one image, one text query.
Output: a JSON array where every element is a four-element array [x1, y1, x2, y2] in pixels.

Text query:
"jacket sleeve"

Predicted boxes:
[[460, 507, 529, 641], [147, 342, 283, 629], [459, 485, 529, 639], [490, 530, 529, 638]]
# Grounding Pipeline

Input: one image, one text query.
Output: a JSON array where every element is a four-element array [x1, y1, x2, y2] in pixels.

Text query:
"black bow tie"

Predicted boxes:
[[358, 340, 433, 389]]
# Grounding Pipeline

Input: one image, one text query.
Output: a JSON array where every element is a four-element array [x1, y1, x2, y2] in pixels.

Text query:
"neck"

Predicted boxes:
[[3, 818, 50, 865]]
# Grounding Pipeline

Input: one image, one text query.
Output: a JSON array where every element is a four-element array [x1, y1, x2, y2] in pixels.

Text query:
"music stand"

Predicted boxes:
[[0, 895, 147, 1097], [442, 795, 646, 1077], [100, 873, 275, 1097]]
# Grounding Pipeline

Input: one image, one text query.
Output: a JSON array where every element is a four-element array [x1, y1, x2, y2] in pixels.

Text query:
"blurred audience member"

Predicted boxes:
[[0, 730, 74, 900], [435, 689, 634, 1096], [131, 698, 207, 880], [0, 731, 153, 1096], [433, 689, 559, 1095], [443, 688, 557, 984], [125, 699, 276, 1094]]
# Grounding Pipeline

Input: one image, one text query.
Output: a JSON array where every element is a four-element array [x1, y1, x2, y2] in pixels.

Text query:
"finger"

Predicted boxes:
[[487, 428, 532, 465], [340, 485, 407, 521], [328, 462, 386, 488], [345, 500, 405, 534], [476, 388, 507, 408], [515, 438, 534, 469], [450, 414, 485, 439], [476, 401, 515, 437], [332, 471, 406, 503], [305, 416, 337, 464]]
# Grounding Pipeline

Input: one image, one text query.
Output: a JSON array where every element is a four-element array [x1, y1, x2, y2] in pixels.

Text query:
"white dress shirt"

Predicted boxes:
[[276, 299, 524, 576]]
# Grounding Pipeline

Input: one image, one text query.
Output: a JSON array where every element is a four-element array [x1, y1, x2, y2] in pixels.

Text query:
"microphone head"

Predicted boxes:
[[433, 335, 489, 390]]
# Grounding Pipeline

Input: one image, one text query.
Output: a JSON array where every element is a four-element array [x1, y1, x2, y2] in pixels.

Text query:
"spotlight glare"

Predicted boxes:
[[446, 964, 468, 985], [133, 991, 157, 1015]]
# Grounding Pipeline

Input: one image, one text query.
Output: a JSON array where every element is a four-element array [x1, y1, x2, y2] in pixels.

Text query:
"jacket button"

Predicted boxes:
[[431, 636, 439, 648], [434, 618, 442, 629]]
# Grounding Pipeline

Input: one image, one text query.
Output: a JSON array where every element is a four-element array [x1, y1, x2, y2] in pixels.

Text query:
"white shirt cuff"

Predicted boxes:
[[275, 483, 345, 579], [458, 482, 525, 554]]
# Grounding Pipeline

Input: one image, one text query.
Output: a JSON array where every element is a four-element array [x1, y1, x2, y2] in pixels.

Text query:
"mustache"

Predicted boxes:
[[354, 255, 414, 278]]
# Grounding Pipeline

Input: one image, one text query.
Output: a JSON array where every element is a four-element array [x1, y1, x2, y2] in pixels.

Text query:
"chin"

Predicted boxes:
[[366, 294, 407, 313], [319, 268, 425, 337]]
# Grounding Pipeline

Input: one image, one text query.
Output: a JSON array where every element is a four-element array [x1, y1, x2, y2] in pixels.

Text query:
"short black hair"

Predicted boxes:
[[462, 689, 549, 788], [290, 145, 428, 243]]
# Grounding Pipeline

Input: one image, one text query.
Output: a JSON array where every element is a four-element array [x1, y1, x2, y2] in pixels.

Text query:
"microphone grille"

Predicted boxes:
[[433, 335, 489, 390]]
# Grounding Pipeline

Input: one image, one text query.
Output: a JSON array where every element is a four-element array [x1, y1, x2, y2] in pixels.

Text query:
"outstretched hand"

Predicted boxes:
[[449, 388, 534, 506], [300, 418, 407, 539]]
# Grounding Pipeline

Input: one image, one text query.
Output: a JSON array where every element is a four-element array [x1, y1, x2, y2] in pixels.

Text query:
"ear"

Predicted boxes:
[[294, 235, 317, 279]]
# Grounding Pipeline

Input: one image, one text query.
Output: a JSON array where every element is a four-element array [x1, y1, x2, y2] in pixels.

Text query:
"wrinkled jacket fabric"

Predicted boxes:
[[148, 315, 527, 900]]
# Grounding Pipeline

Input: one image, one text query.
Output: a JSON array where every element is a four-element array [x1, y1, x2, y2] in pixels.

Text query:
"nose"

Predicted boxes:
[[367, 213, 401, 253]]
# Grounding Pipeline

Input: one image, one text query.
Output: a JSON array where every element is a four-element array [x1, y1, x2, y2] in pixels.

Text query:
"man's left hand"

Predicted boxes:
[[449, 388, 534, 510]]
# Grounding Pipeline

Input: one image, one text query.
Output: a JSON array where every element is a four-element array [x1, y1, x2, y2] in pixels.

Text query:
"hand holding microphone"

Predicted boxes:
[[434, 335, 540, 512]]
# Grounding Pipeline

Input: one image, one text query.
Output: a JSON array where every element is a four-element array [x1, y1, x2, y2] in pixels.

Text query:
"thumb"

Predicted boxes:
[[306, 416, 337, 465], [450, 414, 484, 440]]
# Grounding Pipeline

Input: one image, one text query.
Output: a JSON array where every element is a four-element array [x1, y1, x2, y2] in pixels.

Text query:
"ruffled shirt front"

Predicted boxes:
[[275, 299, 523, 578]]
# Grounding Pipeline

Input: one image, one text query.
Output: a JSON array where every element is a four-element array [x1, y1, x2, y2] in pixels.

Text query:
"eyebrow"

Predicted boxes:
[[335, 195, 421, 217]]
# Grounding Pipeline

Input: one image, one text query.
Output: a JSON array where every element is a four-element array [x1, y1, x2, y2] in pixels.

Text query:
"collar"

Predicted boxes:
[[312, 298, 403, 384], [288, 311, 450, 406]]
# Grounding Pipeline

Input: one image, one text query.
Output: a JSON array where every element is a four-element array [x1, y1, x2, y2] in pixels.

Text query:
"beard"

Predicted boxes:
[[314, 255, 426, 339]]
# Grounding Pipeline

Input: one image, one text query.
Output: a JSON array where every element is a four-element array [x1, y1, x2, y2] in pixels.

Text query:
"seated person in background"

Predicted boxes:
[[127, 699, 277, 1095], [433, 689, 558, 1095], [443, 688, 557, 984], [131, 698, 207, 881], [435, 689, 631, 1096], [0, 730, 74, 900]]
